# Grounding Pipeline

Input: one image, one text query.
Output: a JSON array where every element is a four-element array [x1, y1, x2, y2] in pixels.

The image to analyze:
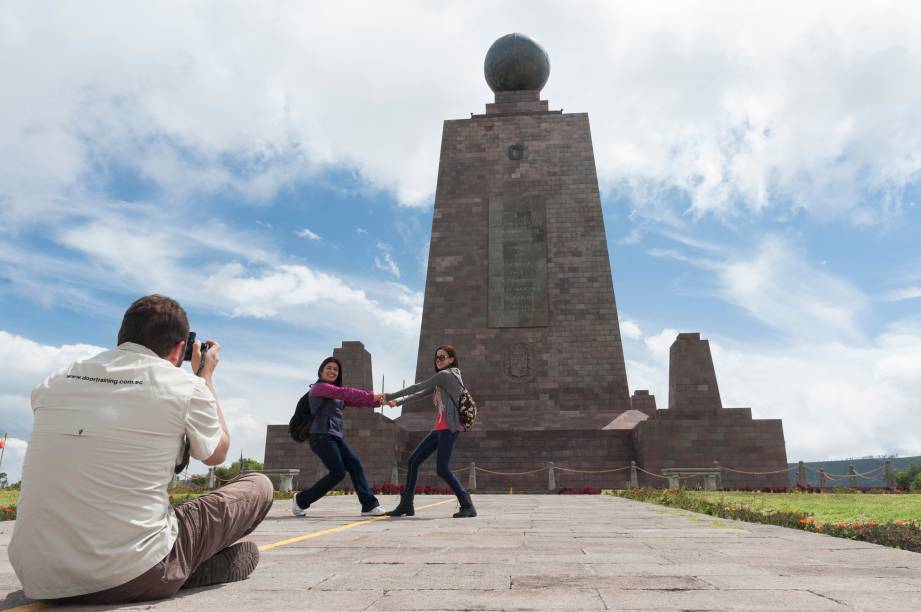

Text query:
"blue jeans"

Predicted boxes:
[[296, 434, 380, 512], [404, 429, 466, 496]]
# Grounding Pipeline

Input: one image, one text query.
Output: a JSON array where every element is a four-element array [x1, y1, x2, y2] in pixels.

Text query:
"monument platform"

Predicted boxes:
[[2, 495, 919, 610]]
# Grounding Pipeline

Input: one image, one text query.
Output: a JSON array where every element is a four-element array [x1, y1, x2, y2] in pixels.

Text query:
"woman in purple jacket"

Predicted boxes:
[[291, 357, 386, 517]]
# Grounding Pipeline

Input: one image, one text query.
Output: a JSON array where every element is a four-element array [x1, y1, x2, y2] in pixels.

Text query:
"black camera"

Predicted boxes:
[[182, 331, 209, 361]]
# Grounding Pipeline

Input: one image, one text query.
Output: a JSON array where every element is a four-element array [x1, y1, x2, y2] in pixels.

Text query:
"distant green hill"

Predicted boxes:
[[787, 456, 921, 488]]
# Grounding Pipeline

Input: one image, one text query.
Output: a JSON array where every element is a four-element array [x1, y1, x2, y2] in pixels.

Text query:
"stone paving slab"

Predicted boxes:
[[1, 494, 920, 610]]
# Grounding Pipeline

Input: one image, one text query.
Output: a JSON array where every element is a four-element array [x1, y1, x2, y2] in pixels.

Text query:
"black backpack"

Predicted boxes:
[[288, 392, 314, 442]]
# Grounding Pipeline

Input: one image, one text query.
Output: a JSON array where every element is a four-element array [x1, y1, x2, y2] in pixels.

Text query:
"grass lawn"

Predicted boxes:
[[688, 491, 921, 524]]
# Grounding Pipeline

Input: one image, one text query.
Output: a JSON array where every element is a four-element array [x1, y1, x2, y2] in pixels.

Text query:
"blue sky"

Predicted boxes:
[[2, 2, 920, 482]]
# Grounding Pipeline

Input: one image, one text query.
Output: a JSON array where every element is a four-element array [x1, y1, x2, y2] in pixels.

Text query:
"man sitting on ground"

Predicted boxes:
[[8, 294, 274, 604]]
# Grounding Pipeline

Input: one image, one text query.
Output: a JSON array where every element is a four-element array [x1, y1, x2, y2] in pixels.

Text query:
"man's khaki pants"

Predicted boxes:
[[54, 473, 274, 605]]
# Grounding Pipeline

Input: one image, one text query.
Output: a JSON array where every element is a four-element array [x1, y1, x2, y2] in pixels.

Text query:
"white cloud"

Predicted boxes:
[[651, 234, 867, 342], [356, 228, 368, 235], [884, 286, 921, 302], [296, 228, 321, 241], [373, 242, 401, 278], [716, 236, 867, 341], [2, 3, 921, 226], [620, 319, 642, 340]]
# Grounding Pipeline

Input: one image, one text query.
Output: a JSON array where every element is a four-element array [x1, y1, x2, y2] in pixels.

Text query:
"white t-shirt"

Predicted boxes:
[[9, 342, 223, 599]]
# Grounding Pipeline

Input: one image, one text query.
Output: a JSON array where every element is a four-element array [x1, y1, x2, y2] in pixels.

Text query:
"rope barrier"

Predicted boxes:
[[554, 466, 631, 474], [634, 466, 670, 479], [475, 466, 547, 476], [720, 466, 792, 475]]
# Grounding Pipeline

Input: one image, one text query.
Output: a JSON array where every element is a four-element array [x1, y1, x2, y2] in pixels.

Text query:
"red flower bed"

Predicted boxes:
[[0, 505, 17, 521]]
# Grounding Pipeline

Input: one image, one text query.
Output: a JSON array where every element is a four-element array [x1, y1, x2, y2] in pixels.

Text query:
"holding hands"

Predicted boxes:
[[372, 393, 396, 407]]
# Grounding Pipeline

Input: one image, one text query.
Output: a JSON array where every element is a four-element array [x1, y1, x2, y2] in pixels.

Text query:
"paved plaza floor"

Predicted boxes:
[[1, 494, 920, 611]]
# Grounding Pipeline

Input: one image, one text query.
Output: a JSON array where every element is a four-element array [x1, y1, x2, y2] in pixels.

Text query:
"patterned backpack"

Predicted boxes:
[[449, 369, 477, 431]]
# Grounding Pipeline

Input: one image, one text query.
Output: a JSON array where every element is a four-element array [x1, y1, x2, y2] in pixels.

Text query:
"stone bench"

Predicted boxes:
[[243, 468, 300, 492], [661, 468, 721, 490]]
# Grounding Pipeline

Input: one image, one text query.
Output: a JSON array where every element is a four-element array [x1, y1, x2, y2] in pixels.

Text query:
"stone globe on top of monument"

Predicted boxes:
[[484, 33, 550, 93]]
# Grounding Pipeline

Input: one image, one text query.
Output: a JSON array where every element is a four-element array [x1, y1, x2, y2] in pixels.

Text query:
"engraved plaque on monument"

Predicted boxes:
[[488, 194, 550, 328]]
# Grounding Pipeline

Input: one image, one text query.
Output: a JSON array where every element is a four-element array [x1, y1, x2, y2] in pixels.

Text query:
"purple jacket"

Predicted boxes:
[[306, 382, 378, 439]]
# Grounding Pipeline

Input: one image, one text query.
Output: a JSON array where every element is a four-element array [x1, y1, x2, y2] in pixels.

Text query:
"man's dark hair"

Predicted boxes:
[[117, 295, 189, 358]]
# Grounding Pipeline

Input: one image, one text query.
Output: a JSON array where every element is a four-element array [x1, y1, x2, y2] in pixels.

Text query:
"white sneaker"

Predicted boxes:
[[291, 497, 306, 517], [361, 506, 386, 517]]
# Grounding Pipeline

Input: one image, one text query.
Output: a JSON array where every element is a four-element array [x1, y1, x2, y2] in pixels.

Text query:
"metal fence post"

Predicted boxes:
[[548, 462, 556, 491], [468, 462, 476, 491]]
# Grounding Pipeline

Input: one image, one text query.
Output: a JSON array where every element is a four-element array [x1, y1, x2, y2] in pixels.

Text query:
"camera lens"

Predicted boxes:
[[183, 332, 197, 361]]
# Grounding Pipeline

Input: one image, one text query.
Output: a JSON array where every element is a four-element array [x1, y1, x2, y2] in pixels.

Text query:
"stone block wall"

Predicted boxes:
[[404, 95, 631, 432], [398, 429, 636, 493], [632, 417, 788, 489]]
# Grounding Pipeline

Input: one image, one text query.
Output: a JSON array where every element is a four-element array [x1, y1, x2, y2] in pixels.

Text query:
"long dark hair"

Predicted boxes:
[[316, 356, 343, 386], [433, 344, 459, 372]]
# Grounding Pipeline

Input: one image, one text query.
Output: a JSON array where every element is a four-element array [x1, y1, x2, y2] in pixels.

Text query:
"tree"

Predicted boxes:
[[894, 463, 921, 490], [213, 458, 264, 483]]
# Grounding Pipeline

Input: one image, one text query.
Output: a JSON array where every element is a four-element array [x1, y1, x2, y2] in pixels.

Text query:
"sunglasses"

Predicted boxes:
[[435, 354, 450, 361]]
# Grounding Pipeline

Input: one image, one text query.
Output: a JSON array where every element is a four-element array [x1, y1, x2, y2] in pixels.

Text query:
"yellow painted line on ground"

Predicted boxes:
[[258, 498, 455, 552], [5, 603, 47, 611]]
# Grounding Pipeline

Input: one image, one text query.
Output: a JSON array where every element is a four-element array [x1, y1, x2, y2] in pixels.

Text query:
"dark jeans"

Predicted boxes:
[[296, 434, 379, 512], [52, 473, 274, 605], [404, 429, 466, 496]]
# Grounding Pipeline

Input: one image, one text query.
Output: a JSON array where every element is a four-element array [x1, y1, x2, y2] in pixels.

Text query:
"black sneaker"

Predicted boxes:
[[182, 541, 260, 589]]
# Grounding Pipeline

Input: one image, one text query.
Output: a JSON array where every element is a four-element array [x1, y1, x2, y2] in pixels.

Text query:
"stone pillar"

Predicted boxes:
[[548, 462, 556, 491], [705, 473, 717, 491], [884, 460, 894, 489], [629, 461, 638, 489], [333, 341, 373, 390], [207, 468, 215, 489], [796, 461, 806, 488], [713, 460, 722, 490], [630, 391, 658, 419], [667, 333, 722, 418], [667, 474, 680, 489], [819, 469, 827, 490], [849, 465, 857, 488], [468, 462, 477, 491], [391, 464, 399, 486]]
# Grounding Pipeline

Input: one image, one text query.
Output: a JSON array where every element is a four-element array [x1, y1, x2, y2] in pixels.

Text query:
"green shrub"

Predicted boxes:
[[895, 463, 921, 490]]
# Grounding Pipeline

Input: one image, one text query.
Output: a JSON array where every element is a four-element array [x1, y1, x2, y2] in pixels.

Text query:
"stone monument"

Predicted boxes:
[[263, 34, 788, 492]]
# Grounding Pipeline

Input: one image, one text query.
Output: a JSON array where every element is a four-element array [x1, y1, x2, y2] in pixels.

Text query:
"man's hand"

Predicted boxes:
[[192, 339, 221, 380], [373, 392, 386, 405], [387, 400, 396, 408]]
